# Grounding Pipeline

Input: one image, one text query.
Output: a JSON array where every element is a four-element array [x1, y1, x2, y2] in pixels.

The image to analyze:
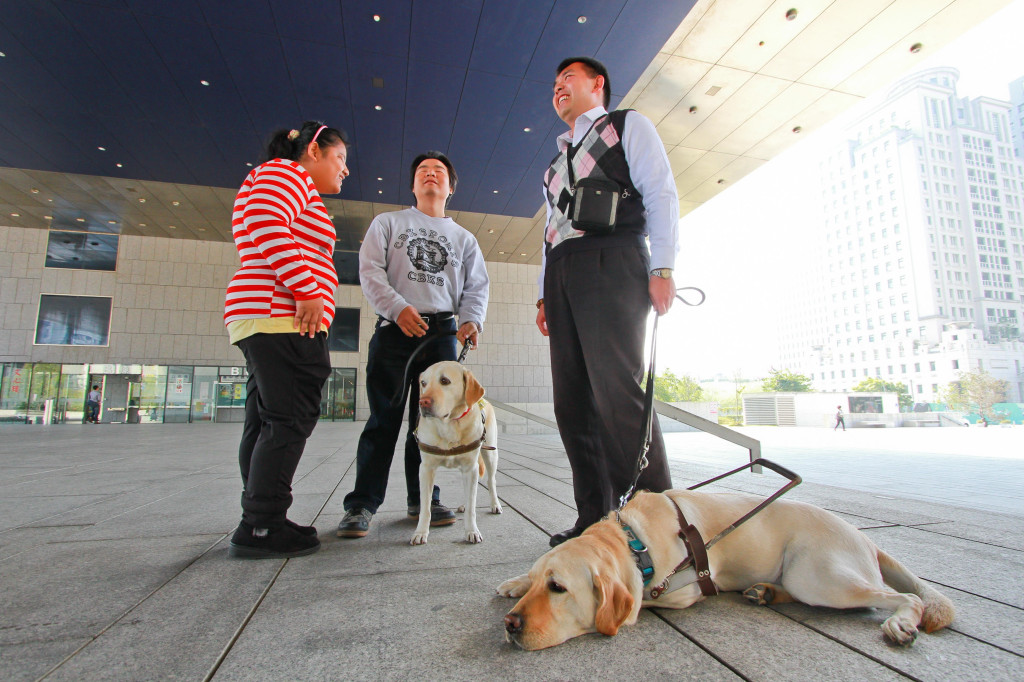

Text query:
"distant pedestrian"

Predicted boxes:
[[86, 385, 100, 424], [834, 405, 845, 431]]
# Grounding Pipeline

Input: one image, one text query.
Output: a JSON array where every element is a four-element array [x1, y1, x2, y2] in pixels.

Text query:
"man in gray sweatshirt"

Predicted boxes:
[[338, 151, 489, 538]]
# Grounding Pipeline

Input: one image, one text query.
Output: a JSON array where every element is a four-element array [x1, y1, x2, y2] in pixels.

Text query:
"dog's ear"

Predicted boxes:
[[593, 571, 634, 636], [463, 368, 485, 405]]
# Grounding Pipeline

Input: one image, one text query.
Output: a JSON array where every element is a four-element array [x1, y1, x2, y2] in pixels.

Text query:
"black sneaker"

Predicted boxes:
[[228, 522, 320, 559], [407, 501, 457, 527], [337, 508, 373, 538], [286, 519, 317, 536]]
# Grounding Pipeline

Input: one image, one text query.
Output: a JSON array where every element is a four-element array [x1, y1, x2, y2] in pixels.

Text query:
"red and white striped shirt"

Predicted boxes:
[[224, 159, 338, 328]]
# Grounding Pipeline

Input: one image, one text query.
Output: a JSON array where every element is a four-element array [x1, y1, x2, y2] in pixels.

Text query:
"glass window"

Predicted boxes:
[[57, 364, 88, 423], [191, 367, 219, 422], [45, 231, 119, 271], [0, 363, 30, 423], [328, 308, 360, 352], [164, 366, 194, 423], [138, 366, 168, 423], [333, 250, 359, 286], [35, 295, 112, 346]]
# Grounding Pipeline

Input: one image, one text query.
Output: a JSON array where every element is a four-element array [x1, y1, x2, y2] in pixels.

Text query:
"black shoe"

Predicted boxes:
[[228, 522, 320, 559], [407, 500, 457, 527], [286, 518, 317, 536], [549, 526, 585, 547], [337, 508, 373, 538]]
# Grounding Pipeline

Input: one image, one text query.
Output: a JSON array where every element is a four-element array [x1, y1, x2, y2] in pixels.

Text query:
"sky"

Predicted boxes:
[[654, 0, 1024, 383]]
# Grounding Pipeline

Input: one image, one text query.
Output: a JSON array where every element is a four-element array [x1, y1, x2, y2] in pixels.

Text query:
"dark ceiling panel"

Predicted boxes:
[[489, 80, 563, 168], [269, 0, 345, 45], [404, 61, 465, 153], [128, 0, 205, 23], [448, 72, 520, 165], [439, 156, 486, 214], [200, 0, 277, 35], [469, 0, 554, 78], [282, 39, 350, 99], [409, 0, 481, 68], [215, 28, 301, 135], [525, 0, 626, 84], [342, 0, 412, 58]]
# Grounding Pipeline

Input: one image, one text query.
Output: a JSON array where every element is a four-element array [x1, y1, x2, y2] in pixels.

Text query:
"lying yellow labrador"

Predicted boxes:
[[412, 361, 501, 545], [497, 489, 954, 650]]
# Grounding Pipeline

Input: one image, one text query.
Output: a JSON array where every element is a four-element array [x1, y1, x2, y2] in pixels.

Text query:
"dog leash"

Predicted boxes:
[[618, 287, 705, 510], [389, 329, 472, 407]]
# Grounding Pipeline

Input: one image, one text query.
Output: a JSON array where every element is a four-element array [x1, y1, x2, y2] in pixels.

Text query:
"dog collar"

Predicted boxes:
[[616, 512, 654, 586]]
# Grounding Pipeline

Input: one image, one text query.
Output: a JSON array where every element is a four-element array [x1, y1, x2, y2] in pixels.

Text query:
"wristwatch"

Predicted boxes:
[[649, 268, 673, 279]]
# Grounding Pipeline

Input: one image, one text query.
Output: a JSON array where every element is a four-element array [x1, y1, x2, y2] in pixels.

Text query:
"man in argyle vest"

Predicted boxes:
[[537, 57, 680, 547]]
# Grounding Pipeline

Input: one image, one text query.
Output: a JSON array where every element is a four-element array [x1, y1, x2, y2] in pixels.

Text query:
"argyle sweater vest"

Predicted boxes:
[[543, 110, 645, 254]]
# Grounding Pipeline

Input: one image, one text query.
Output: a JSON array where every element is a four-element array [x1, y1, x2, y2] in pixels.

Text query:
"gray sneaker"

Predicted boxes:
[[407, 501, 457, 527], [337, 508, 373, 538]]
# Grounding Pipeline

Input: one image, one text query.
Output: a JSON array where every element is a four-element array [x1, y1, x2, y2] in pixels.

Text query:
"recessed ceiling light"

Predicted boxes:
[[44, 215, 52, 220], [373, 14, 381, 22], [139, 223, 146, 227], [717, 179, 726, 184], [138, 198, 146, 203], [76, 218, 85, 222], [785, 9, 798, 21], [378, 190, 383, 194], [108, 220, 116, 224], [116, 163, 123, 168], [200, 80, 210, 86], [97, 146, 106, 151], [246, 162, 253, 167], [168, 225, 176, 229], [577, 16, 587, 24], [498, 251, 506, 255], [492, 190, 499, 194], [910, 43, 923, 54], [328, 214, 335, 219], [487, 229, 494, 234], [0, 52, 6, 58], [47, 198, 53, 202], [374, 105, 382, 111], [523, 127, 531, 132], [520, 253, 526, 256], [30, 188, 39, 193], [689, 105, 698, 114], [377, 177, 383, 181], [10, 213, 19, 217], [172, 201, 180, 206], [792, 126, 803, 133]]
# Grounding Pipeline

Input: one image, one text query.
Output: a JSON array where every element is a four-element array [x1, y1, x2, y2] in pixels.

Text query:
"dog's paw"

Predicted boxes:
[[466, 529, 483, 544], [497, 575, 531, 598], [410, 531, 429, 545], [742, 584, 775, 606], [881, 616, 919, 646]]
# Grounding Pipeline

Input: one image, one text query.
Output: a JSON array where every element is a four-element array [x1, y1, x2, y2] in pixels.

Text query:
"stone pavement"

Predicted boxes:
[[1, 421, 1022, 681]]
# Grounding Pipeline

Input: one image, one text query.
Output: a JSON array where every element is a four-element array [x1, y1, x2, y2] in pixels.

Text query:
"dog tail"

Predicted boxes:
[[877, 548, 955, 633]]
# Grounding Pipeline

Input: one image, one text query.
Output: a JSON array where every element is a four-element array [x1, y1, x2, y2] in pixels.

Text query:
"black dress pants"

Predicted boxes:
[[343, 318, 457, 514], [236, 331, 331, 528], [544, 236, 671, 530]]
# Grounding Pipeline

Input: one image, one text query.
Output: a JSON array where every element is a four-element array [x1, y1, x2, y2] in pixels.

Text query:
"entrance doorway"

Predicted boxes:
[[90, 374, 142, 423]]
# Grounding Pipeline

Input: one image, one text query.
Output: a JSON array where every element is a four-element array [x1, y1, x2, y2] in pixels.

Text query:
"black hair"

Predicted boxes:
[[409, 151, 458, 194], [92, 385, 99, 389], [262, 120, 349, 163], [556, 57, 611, 108]]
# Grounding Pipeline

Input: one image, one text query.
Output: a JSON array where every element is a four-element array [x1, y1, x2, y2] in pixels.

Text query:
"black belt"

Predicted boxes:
[[377, 311, 454, 329]]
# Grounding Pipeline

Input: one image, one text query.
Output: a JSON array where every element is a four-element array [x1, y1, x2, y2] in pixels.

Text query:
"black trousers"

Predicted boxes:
[[236, 332, 331, 528], [343, 318, 457, 514], [544, 235, 671, 529]]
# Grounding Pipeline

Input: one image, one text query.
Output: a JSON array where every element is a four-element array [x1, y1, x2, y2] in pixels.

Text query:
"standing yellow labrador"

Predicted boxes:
[[412, 361, 501, 545], [498, 489, 954, 650]]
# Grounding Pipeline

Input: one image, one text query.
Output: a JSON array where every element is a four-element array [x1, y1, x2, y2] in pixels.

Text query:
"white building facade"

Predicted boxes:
[[780, 68, 1024, 404]]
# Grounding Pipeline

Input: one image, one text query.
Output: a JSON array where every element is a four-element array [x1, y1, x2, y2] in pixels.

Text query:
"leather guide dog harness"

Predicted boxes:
[[647, 500, 718, 599]]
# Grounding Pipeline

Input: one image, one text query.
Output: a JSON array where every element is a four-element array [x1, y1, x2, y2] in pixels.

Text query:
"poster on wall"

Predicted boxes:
[[34, 295, 112, 346]]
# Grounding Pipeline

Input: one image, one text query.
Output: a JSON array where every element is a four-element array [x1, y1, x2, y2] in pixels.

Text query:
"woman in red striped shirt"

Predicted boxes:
[[226, 121, 349, 559]]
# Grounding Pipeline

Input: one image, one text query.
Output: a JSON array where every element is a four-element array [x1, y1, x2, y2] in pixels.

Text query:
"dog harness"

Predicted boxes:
[[647, 500, 718, 600], [615, 512, 654, 586]]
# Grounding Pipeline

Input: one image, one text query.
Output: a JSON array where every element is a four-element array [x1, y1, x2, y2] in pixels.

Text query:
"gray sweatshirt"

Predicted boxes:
[[359, 207, 489, 330]]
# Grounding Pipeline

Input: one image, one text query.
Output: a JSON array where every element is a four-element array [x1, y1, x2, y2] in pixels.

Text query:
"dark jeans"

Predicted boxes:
[[343, 318, 457, 514], [544, 236, 671, 530], [86, 401, 99, 422], [236, 332, 331, 528]]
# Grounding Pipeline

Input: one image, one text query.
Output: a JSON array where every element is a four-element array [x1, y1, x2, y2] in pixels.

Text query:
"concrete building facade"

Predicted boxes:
[[0, 224, 549, 424], [779, 67, 1024, 404]]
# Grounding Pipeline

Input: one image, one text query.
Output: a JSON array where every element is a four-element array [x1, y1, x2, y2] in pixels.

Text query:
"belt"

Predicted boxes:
[[377, 312, 454, 329]]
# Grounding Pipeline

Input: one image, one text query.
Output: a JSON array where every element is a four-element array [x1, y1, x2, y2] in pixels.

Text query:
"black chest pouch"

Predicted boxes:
[[571, 177, 619, 234]]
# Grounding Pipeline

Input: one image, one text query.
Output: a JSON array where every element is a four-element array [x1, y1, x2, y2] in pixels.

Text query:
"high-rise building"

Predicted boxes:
[[780, 67, 1024, 404], [1010, 75, 1024, 159]]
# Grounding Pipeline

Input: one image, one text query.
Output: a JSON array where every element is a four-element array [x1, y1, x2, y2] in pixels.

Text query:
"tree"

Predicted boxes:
[[852, 377, 913, 411], [649, 370, 705, 402], [940, 370, 1010, 421], [761, 368, 813, 392]]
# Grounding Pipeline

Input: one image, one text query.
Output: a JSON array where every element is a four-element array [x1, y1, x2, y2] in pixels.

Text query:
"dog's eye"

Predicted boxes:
[[440, 376, 451, 385], [420, 380, 426, 387], [548, 580, 566, 594]]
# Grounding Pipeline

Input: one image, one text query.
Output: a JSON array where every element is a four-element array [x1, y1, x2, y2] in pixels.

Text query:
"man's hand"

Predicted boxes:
[[649, 276, 675, 316], [457, 321, 479, 349], [396, 306, 428, 337], [535, 303, 549, 337], [293, 296, 324, 337]]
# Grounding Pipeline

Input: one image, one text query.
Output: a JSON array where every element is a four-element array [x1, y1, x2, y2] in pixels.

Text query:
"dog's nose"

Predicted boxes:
[[504, 612, 524, 634], [419, 396, 432, 409]]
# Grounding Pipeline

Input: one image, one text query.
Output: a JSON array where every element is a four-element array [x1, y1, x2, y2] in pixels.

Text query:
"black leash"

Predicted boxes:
[[389, 329, 472, 407], [618, 286, 705, 510]]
